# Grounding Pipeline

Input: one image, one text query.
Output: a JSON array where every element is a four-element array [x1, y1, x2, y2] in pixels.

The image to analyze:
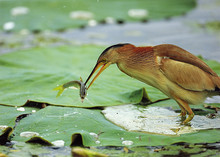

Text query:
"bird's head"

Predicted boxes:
[[85, 43, 133, 89]]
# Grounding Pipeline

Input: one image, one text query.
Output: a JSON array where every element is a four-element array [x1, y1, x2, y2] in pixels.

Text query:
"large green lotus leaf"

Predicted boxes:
[[0, 45, 220, 107], [0, 45, 168, 107], [12, 106, 220, 146], [0, 105, 40, 145], [0, 0, 196, 32], [0, 105, 39, 127]]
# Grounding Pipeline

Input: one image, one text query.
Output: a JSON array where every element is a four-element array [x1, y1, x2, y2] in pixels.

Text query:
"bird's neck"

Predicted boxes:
[[116, 46, 155, 71], [116, 46, 159, 87]]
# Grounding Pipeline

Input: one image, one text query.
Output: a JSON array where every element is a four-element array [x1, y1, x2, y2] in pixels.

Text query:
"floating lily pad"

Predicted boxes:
[[0, 0, 196, 32], [1, 45, 219, 108], [0, 105, 39, 145], [11, 106, 220, 147], [0, 105, 39, 127], [0, 45, 220, 148], [0, 45, 167, 107]]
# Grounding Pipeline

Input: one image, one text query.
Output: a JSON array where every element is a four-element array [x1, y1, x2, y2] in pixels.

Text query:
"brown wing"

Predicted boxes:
[[154, 44, 218, 77], [158, 57, 215, 91]]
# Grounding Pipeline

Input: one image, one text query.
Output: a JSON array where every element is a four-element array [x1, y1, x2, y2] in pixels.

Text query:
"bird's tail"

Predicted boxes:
[[53, 85, 65, 97]]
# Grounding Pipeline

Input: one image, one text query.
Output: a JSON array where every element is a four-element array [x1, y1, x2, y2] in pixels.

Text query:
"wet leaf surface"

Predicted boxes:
[[0, 45, 219, 149], [0, 45, 219, 108], [0, 0, 196, 32], [0, 106, 39, 127], [5, 106, 220, 147], [102, 105, 220, 135], [0, 45, 167, 107], [0, 1, 219, 155]]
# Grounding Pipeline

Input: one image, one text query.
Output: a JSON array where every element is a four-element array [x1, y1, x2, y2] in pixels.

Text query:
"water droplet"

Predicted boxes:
[[105, 17, 115, 24], [69, 11, 94, 20], [20, 131, 39, 137], [52, 140, 65, 147], [89, 132, 98, 138], [122, 140, 133, 146], [88, 19, 97, 27], [0, 125, 8, 130], [16, 107, 25, 112], [11, 6, 29, 16], [128, 9, 148, 19], [95, 140, 101, 144], [3, 22, 15, 31]]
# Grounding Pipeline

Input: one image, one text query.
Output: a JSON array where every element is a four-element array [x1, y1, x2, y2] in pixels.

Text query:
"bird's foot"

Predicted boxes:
[[182, 113, 194, 124], [178, 111, 186, 117]]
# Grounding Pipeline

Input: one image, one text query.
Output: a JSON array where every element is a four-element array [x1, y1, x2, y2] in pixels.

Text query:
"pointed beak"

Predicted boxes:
[[85, 61, 111, 89]]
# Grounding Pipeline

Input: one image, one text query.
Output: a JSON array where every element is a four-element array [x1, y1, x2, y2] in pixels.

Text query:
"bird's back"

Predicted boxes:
[[153, 44, 220, 96]]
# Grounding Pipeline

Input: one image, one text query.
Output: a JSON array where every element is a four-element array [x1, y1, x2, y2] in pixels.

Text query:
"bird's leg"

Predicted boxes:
[[175, 98, 194, 124], [182, 106, 194, 124], [177, 103, 187, 117]]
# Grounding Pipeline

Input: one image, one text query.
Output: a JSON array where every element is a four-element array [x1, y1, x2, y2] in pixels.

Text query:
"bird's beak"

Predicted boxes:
[[85, 61, 111, 89]]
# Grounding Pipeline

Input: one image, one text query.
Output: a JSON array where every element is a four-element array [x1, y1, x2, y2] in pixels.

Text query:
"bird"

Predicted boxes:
[[85, 43, 220, 124]]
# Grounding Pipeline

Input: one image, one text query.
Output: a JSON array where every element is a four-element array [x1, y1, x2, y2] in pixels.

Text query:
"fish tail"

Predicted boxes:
[[53, 85, 65, 97], [80, 77, 83, 82]]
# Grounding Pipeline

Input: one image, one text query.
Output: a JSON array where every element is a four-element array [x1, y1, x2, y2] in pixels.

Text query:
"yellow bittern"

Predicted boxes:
[[85, 44, 220, 124]]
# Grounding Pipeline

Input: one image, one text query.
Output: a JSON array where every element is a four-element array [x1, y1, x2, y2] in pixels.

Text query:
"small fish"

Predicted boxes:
[[54, 77, 87, 102]]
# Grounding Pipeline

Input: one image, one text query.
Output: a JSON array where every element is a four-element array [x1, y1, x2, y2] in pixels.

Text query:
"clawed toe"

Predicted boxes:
[[182, 113, 194, 124]]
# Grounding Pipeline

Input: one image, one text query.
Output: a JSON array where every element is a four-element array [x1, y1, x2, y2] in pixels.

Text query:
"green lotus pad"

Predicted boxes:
[[0, 45, 220, 146], [0, 105, 39, 144], [1, 45, 219, 107], [12, 106, 220, 146], [0, 0, 196, 31], [0, 45, 168, 107]]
